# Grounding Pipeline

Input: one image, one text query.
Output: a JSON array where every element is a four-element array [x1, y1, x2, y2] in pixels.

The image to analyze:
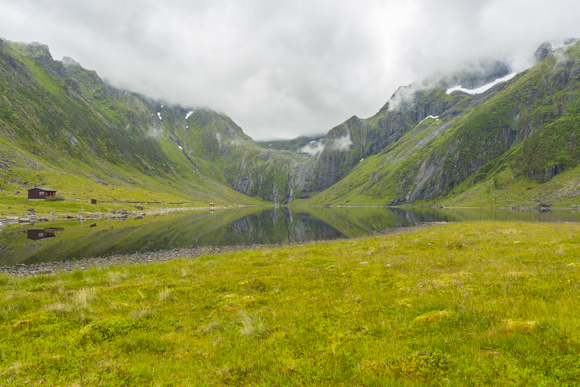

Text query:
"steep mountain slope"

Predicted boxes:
[[305, 41, 580, 206], [181, 109, 307, 204], [2, 37, 580, 208], [0, 39, 262, 204], [0, 38, 322, 205], [177, 63, 506, 204]]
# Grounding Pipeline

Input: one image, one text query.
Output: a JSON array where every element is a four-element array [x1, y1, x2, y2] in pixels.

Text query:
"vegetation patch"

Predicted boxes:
[[1, 221, 580, 385]]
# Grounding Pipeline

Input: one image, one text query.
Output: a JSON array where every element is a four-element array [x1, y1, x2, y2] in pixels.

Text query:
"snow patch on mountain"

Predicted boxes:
[[446, 72, 517, 95], [419, 115, 439, 123]]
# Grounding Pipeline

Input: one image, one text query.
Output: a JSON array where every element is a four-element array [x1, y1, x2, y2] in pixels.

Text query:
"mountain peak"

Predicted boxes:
[[62, 56, 81, 67], [23, 42, 54, 64]]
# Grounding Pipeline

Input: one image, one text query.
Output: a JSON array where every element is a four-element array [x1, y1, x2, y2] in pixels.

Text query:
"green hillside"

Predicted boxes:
[[181, 109, 308, 204], [2, 38, 580, 208], [0, 39, 263, 206], [304, 42, 580, 207]]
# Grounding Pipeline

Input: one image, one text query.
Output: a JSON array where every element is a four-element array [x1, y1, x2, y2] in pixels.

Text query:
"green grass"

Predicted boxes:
[[0, 41, 268, 209], [1, 221, 580, 385], [304, 43, 580, 208]]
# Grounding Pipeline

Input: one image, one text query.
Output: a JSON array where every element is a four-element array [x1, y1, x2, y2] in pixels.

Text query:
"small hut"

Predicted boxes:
[[27, 229, 57, 241], [28, 188, 57, 200]]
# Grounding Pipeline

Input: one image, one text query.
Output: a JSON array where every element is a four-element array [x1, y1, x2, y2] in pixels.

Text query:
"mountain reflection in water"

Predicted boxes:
[[1, 206, 580, 266]]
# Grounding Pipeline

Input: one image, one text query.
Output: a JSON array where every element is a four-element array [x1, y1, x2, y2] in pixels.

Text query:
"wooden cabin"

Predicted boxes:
[[27, 229, 57, 241], [28, 188, 57, 200]]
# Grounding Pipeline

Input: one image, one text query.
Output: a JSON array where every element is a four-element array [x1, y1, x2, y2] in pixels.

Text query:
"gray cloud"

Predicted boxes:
[[1, 0, 579, 140]]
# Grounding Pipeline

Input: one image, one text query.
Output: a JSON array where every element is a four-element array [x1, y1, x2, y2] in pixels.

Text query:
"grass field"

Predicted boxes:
[[0, 164, 264, 218], [1, 221, 579, 386]]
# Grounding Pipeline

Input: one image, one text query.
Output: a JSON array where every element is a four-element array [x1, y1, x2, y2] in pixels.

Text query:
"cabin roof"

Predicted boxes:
[[28, 188, 57, 192]]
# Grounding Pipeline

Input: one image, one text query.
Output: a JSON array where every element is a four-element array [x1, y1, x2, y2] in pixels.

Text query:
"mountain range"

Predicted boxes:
[[1, 37, 579, 207]]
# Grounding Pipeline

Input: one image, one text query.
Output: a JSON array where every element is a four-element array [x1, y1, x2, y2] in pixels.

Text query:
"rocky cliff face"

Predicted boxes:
[[290, 80, 476, 199], [305, 40, 580, 206], [405, 44, 580, 203]]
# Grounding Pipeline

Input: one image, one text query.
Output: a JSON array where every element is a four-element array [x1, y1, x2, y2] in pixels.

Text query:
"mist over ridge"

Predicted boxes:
[[1, 0, 580, 140]]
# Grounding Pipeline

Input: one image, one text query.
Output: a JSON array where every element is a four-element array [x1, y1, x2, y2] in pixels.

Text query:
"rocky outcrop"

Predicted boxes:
[[290, 84, 472, 198], [308, 41, 580, 206]]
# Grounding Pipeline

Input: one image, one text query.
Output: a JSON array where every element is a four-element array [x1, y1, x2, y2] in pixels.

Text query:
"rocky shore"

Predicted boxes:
[[0, 206, 227, 225], [0, 245, 248, 277], [0, 222, 445, 277]]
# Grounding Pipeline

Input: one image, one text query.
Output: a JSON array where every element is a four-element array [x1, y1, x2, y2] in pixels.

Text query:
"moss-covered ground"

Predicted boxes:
[[1, 221, 579, 385]]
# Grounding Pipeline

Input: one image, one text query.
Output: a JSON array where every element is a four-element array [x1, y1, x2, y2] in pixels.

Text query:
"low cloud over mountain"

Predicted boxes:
[[1, 0, 579, 140]]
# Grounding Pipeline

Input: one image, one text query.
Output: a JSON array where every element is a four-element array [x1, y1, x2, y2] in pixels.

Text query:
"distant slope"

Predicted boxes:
[[180, 109, 309, 204], [256, 136, 324, 153], [304, 41, 580, 207]]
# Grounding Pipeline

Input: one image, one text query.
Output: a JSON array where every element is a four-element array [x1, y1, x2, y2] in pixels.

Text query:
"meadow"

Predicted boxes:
[[1, 221, 579, 386]]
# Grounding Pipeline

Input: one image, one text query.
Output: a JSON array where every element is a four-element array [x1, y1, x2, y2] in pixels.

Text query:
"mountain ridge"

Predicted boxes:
[[304, 40, 580, 207], [1, 37, 580, 208]]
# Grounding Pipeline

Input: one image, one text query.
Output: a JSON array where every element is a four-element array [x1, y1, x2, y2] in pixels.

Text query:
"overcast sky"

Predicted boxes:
[[1, 0, 579, 140]]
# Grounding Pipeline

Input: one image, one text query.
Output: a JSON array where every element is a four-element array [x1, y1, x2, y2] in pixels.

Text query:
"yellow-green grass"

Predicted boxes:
[[0, 137, 267, 217], [1, 221, 580, 386], [0, 194, 244, 218], [439, 164, 580, 209], [0, 195, 179, 217], [0, 164, 265, 216]]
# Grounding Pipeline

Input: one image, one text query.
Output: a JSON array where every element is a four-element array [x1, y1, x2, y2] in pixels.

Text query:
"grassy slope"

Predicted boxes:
[[1, 221, 580, 386], [0, 41, 263, 208], [301, 116, 452, 206], [304, 43, 580, 207], [183, 110, 308, 203]]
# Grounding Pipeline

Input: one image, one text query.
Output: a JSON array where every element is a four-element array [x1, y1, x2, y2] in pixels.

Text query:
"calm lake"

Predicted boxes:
[[1, 206, 580, 266]]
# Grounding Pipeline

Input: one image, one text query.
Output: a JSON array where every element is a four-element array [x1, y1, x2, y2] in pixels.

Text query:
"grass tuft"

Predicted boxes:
[[239, 310, 266, 337]]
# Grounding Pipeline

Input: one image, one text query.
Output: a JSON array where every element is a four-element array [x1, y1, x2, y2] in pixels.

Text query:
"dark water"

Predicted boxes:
[[1, 206, 580, 266]]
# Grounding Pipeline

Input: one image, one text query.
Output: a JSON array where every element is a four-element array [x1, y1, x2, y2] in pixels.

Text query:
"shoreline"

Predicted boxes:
[[0, 205, 239, 224], [0, 222, 445, 277]]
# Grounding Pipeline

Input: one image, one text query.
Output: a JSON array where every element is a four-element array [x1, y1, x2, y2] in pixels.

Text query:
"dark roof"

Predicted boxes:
[[28, 188, 57, 192]]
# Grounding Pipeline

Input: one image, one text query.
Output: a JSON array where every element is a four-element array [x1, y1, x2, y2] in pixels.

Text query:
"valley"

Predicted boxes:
[[1, 38, 580, 209], [3, 0, 580, 382]]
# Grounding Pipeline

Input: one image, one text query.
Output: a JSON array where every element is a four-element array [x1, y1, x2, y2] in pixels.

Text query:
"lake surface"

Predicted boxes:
[[1, 206, 580, 266]]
